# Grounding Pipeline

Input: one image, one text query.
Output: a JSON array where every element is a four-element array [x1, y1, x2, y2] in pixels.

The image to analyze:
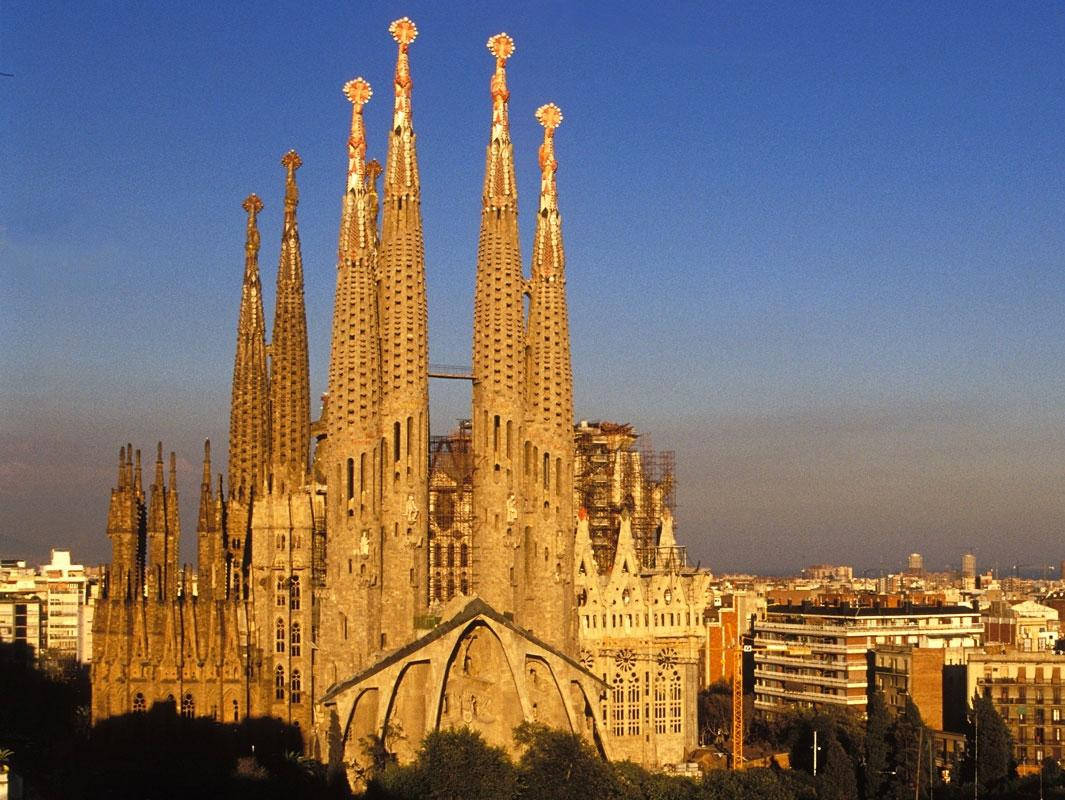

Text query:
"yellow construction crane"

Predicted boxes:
[[731, 644, 744, 769]]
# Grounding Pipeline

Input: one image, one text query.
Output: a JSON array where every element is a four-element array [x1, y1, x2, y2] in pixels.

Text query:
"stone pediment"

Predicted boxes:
[[320, 596, 610, 780]]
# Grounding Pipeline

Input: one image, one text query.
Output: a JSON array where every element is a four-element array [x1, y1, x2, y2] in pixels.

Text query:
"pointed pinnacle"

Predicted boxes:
[[487, 33, 515, 136], [343, 78, 372, 188], [536, 103, 563, 210], [281, 151, 302, 214], [242, 194, 264, 263], [169, 451, 177, 491], [390, 18, 417, 102], [154, 442, 164, 488], [202, 439, 212, 487]]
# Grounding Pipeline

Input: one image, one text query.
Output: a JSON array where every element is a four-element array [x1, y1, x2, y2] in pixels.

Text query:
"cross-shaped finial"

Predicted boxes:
[[536, 103, 563, 130], [487, 33, 515, 63], [281, 150, 302, 174], [343, 78, 373, 109], [366, 159, 382, 184], [390, 17, 418, 45], [242, 194, 264, 217]]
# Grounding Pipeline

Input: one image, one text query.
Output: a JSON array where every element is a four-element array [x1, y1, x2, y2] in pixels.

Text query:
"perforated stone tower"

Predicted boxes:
[[471, 33, 525, 617], [376, 16, 430, 652], [320, 74, 383, 687]]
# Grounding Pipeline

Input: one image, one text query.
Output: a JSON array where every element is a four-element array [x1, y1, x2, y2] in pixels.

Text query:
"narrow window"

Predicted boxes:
[[493, 415, 500, 453], [359, 453, 366, 501], [289, 576, 301, 610], [275, 619, 285, 653], [132, 692, 146, 712], [275, 665, 285, 701], [290, 622, 301, 657], [543, 452, 550, 489], [346, 458, 354, 500], [460, 543, 468, 567], [291, 670, 302, 704], [506, 420, 512, 459], [181, 693, 195, 718], [406, 416, 412, 459]]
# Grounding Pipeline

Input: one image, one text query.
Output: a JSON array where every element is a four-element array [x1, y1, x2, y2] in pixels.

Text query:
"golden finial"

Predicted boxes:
[[242, 193, 264, 217], [366, 159, 382, 185], [536, 103, 563, 131], [390, 19, 417, 102], [281, 151, 301, 215], [343, 80, 371, 183], [242, 194, 263, 256], [281, 149, 303, 173], [343, 77, 373, 109], [390, 17, 418, 46], [487, 33, 514, 138], [487, 32, 515, 63]]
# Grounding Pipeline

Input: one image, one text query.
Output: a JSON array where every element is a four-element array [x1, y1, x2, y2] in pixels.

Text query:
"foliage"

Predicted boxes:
[[887, 696, 933, 800], [817, 733, 858, 800], [697, 681, 732, 747], [514, 722, 618, 800], [961, 693, 1016, 796], [862, 691, 892, 800], [368, 727, 516, 800], [783, 705, 864, 777], [701, 766, 797, 800], [612, 760, 701, 800]]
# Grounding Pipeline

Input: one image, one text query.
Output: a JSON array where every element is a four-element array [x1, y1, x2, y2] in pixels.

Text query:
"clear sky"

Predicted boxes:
[[4, 2, 1065, 575]]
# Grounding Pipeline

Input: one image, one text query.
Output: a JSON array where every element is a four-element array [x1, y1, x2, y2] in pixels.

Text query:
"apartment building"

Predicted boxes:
[[753, 603, 982, 716]]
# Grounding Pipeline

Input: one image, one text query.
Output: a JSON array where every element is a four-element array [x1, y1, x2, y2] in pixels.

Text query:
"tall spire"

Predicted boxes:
[[484, 33, 517, 204], [523, 104, 576, 654], [527, 103, 572, 423], [385, 17, 419, 192], [471, 32, 526, 616], [228, 194, 269, 502], [327, 78, 381, 436], [377, 14, 430, 648], [322, 75, 385, 683], [269, 151, 312, 492]]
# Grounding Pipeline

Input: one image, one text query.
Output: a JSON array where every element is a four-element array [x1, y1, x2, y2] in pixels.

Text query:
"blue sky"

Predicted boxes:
[[4, 2, 1065, 574]]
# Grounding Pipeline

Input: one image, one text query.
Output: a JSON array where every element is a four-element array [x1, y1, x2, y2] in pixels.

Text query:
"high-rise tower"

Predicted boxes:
[[522, 104, 576, 653], [228, 195, 270, 503], [322, 75, 383, 684], [268, 152, 312, 494], [471, 33, 525, 615], [376, 17, 430, 648]]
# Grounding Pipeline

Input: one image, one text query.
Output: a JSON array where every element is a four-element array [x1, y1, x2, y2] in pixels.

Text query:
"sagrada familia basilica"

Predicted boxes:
[[92, 19, 719, 777]]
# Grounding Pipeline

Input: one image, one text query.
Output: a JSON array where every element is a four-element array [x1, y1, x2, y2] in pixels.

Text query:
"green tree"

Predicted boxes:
[[701, 766, 798, 800], [818, 732, 859, 800], [863, 691, 893, 800], [697, 681, 733, 747], [514, 722, 616, 800], [887, 697, 932, 800], [423, 728, 515, 800], [961, 694, 1015, 796]]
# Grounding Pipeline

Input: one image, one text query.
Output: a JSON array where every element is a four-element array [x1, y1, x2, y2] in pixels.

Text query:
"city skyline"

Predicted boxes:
[[5, 2, 1065, 573]]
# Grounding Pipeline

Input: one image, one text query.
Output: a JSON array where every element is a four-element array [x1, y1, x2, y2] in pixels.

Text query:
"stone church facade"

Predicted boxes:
[[92, 18, 710, 777]]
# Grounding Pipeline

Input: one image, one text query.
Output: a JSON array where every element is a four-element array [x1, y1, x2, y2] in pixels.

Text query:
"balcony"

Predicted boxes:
[[754, 683, 866, 706], [754, 667, 859, 689]]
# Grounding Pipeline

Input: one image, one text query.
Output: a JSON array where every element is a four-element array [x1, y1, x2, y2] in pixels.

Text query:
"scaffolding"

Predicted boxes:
[[573, 421, 676, 572]]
